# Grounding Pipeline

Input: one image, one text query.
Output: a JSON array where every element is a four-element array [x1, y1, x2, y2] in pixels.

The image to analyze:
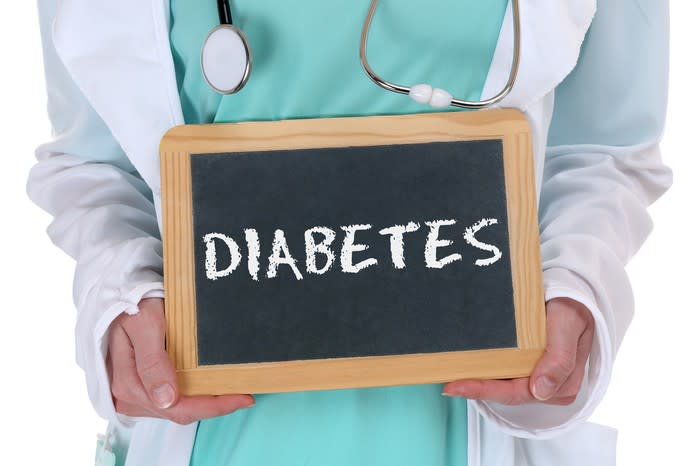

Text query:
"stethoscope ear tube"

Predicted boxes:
[[360, 0, 521, 109]]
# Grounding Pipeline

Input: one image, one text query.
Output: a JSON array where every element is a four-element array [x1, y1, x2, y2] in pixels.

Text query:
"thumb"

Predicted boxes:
[[124, 299, 180, 409], [529, 299, 585, 401], [136, 346, 179, 410]]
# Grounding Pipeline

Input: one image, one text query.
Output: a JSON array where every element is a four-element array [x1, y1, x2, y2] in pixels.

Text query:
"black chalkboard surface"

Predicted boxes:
[[191, 139, 516, 365], [161, 110, 546, 395]]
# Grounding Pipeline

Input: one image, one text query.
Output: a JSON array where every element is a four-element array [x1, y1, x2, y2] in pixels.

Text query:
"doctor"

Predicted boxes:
[[28, 0, 672, 465]]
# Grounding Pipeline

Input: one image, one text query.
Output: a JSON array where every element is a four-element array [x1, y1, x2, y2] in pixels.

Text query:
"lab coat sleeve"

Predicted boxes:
[[471, 0, 673, 436], [26, 1, 163, 423]]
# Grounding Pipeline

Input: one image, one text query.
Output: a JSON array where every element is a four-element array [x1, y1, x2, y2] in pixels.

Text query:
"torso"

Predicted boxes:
[[168, 1, 508, 465]]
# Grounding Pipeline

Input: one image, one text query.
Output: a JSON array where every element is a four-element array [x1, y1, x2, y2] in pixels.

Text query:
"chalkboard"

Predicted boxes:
[[161, 110, 546, 395]]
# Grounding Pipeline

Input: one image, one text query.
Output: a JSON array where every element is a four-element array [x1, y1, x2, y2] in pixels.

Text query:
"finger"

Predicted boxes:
[[108, 322, 153, 408], [114, 398, 160, 418], [160, 394, 256, 425], [548, 322, 595, 403], [530, 299, 591, 401], [118, 395, 255, 422], [442, 377, 535, 405], [121, 300, 179, 409]]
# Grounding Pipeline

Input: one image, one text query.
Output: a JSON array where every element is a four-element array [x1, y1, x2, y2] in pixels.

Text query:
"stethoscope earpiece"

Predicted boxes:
[[202, 0, 252, 95]]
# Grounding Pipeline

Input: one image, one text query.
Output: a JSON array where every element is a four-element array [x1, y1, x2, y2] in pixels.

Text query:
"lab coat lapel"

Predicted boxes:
[[482, 0, 597, 110], [49, 0, 597, 193], [51, 0, 184, 195]]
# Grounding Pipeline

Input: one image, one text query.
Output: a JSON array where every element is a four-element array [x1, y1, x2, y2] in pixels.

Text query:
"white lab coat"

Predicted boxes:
[[28, 0, 672, 465]]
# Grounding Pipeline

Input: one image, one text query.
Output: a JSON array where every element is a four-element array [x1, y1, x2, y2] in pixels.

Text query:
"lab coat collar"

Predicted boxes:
[[50, 0, 596, 192]]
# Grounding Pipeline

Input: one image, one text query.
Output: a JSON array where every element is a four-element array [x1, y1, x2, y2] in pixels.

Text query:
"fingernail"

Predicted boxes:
[[442, 385, 463, 397], [533, 377, 557, 401], [153, 384, 175, 409]]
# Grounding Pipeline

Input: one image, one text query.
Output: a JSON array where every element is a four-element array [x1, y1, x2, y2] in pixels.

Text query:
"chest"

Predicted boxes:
[[168, 0, 509, 123]]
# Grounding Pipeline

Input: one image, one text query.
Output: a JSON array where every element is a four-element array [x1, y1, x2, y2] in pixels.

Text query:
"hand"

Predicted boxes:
[[107, 298, 255, 424], [442, 297, 595, 405]]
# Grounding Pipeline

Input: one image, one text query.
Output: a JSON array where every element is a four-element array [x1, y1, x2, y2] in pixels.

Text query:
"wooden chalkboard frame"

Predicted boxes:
[[160, 109, 545, 395]]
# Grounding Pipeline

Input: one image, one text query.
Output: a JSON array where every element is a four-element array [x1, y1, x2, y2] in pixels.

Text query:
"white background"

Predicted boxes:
[[0, 3, 697, 465]]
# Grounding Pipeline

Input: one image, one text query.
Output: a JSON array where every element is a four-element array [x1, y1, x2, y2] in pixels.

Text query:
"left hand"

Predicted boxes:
[[442, 297, 595, 405]]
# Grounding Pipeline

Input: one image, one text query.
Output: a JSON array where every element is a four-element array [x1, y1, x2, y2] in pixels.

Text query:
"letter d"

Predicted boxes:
[[203, 233, 242, 280]]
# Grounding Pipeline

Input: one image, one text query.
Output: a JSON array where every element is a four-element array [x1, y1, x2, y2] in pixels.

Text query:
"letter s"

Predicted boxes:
[[463, 218, 502, 267]]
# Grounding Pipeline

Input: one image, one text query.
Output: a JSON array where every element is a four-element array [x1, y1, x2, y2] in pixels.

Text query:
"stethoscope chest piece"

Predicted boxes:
[[201, 24, 252, 95]]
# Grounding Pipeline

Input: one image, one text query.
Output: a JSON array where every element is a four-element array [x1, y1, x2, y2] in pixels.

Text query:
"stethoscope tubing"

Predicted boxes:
[[207, 0, 521, 107], [360, 0, 521, 109], [218, 0, 233, 25]]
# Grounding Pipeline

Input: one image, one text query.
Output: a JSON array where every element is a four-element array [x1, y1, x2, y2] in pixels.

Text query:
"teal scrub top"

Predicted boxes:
[[168, 1, 507, 465]]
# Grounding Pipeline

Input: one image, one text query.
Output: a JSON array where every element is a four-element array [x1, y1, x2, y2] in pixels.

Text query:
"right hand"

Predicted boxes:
[[107, 297, 255, 425]]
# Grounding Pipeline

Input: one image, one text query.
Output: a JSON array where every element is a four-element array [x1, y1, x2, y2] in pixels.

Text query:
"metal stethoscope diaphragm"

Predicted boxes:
[[201, 0, 252, 95]]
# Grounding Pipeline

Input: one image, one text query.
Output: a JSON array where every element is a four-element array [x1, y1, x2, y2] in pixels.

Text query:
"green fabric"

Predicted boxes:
[[95, 438, 116, 466], [169, 1, 507, 465], [192, 386, 468, 466]]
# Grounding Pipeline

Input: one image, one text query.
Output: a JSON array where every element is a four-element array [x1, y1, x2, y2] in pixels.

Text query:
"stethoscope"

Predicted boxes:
[[201, 0, 520, 109]]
